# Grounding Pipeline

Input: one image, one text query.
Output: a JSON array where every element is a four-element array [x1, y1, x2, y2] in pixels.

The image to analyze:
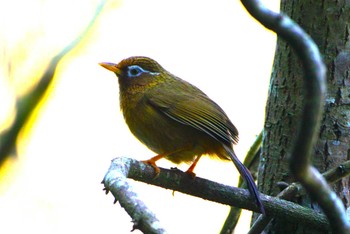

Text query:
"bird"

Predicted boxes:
[[99, 56, 265, 214]]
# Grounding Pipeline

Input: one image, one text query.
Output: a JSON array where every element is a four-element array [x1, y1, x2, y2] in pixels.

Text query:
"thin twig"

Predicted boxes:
[[0, 0, 107, 165], [102, 157, 330, 232], [240, 0, 350, 233]]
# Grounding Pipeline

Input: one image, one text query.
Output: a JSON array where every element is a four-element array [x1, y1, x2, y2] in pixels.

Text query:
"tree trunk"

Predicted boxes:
[[260, 1, 350, 233]]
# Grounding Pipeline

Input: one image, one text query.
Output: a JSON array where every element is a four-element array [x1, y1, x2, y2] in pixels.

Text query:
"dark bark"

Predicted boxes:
[[261, 1, 350, 233]]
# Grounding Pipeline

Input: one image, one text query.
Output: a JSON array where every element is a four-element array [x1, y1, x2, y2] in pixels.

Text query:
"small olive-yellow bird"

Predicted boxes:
[[99, 56, 264, 213]]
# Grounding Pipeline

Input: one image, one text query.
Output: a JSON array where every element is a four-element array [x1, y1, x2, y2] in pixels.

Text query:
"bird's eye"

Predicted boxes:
[[127, 65, 145, 77]]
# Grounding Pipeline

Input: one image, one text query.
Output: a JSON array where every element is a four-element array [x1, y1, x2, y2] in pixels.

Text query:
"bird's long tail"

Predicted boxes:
[[222, 144, 265, 214]]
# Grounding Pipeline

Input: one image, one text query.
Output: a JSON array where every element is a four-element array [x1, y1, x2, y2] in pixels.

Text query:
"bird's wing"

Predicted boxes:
[[146, 82, 265, 214], [145, 82, 238, 145]]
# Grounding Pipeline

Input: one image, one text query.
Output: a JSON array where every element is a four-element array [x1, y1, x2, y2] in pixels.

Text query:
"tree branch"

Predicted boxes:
[[249, 159, 350, 234], [240, 0, 350, 233], [102, 157, 331, 232], [102, 157, 167, 234]]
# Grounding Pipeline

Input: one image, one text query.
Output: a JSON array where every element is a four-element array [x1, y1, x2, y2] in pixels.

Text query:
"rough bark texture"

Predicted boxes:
[[260, 1, 350, 233]]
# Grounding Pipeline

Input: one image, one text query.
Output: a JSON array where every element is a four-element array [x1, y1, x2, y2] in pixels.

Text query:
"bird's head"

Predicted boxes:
[[99, 56, 167, 90]]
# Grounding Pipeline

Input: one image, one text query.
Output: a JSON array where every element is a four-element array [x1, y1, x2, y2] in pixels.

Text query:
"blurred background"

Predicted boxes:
[[0, 0, 278, 233]]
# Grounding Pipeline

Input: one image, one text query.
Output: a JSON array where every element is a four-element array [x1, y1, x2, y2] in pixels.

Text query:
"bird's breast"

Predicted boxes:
[[121, 95, 199, 154]]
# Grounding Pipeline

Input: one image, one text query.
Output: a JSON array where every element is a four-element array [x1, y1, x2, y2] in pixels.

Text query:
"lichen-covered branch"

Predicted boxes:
[[102, 157, 167, 234], [240, 0, 350, 233], [102, 157, 331, 232]]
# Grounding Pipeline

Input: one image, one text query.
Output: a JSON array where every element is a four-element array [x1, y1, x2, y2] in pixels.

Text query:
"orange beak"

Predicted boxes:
[[99, 62, 122, 76]]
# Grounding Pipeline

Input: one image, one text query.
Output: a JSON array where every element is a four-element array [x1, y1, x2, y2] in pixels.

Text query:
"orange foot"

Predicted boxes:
[[142, 159, 161, 176], [185, 170, 196, 178], [185, 155, 202, 178], [142, 154, 165, 177]]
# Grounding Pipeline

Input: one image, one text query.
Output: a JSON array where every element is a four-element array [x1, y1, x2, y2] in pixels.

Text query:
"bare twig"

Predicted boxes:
[[102, 157, 331, 232], [240, 0, 350, 233], [0, 0, 107, 165], [322, 160, 350, 184]]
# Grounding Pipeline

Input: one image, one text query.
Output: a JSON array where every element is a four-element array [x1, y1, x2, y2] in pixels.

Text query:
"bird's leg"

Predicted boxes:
[[142, 147, 196, 178], [185, 155, 202, 178], [142, 154, 165, 176], [143, 147, 191, 176]]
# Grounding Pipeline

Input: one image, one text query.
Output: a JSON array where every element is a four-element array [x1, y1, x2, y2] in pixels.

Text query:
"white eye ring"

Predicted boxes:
[[127, 65, 145, 77], [127, 65, 160, 78]]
